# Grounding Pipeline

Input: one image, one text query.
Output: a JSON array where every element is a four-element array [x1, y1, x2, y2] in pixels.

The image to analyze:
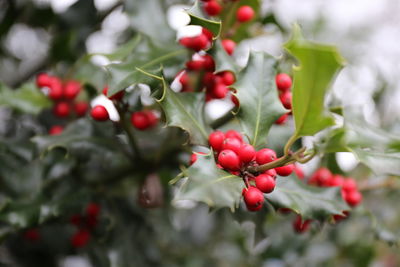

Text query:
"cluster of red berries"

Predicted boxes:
[[201, 0, 255, 24], [192, 130, 295, 212], [36, 73, 89, 135], [275, 73, 293, 125], [69, 203, 100, 248]]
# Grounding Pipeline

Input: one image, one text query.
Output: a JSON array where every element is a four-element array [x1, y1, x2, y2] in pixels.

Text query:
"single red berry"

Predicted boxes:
[[221, 39, 236, 55], [294, 164, 304, 180], [102, 86, 124, 101], [178, 71, 189, 86], [202, 27, 214, 40], [23, 229, 40, 242], [275, 73, 292, 92], [264, 168, 277, 179], [230, 170, 240, 176], [36, 73, 52, 88], [238, 144, 256, 163], [203, 72, 216, 88], [328, 174, 344, 187], [204, 0, 222, 16], [186, 59, 205, 71], [209, 131, 225, 151], [219, 71, 235, 86], [225, 130, 243, 142], [182, 34, 210, 51], [48, 77, 64, 100], [86, 203, 100, 218], [246, 202, 263, 211], [90, 105, 109, 121], [309, 168, 332, 186], [145, 110, 158, 127], [342, 178, 357, 192], [243, 186, 264, 209], [71, 229, 90, 248], [275, 164, 294, 177], [231, 94, 239, 106], [222, 138, 242, 154], [131, 111, 150, 130], [212, 83, 229, 99], [236, 6, 255, 22], [218, 149, 240, 170], [49, 125, 64, 135], [74, 101, 89, 117], [201, 54, 215, 71], [275, 113, 289, 125], [279, 91, 292, 110], [256, 148, 277, 165], [345, 190, 362, 207], [293, 215, 311, 233], [255, 174, 276, 193], [63, 80, 81, 100], [53, 101, 70, 118], [70, 214, 82, 226]]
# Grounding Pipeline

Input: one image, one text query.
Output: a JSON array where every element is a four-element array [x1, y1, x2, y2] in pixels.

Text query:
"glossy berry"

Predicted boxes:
[[103, 87, 124, 101], [179, 34, 209, 51], [48, 77, 64, 100], [86, 203, 100, 218], [220, 71, 235, 86], [255, 174, 276, 193], [49, 125, 64, 135], [131, 111, 150, 130], [293, 215, 311, 233], [344, 190, 362, 207], [225, 130, 242, 142], [209, 131, 225, 151], [238, 144, 256, 163], [204, 0, 222, 16], [202, 27, 214, 40], [275, 164, 294, 177], [243, 186, 264, 209], [246, 202, 263, 211], [90, 105, 109, 121], [328, 175, 344, 187], [222, 138, 242, 154], [309, 168, 332, 186], [279, 91, 292, 110], [186, 60, 204, 71], [63, 80, 81, 100], [236, 6, 255, 22], [53, 101, 70, 118], [342, 178, 357, 192], [275, 73, 292, 92], [221, 39, 236, 55], [212, 83, 229, 99], [275, 113, 289, 125], [144, 110, 158, 127], [74, 101, 89, 117], [71, 229, 90, 248], [201, 54, 215, 71], [256, 148, 277, 165], [264, 168, 277, 179], [36, 73, 52, 88], [218, 149, 240, 170]]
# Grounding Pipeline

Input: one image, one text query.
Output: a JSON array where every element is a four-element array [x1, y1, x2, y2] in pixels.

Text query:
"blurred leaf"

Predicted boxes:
[[268, 176, 349, 220], [315, 127, 350, 154], [187, 0, 222, 38], [174, 152, 243, 210], [235, 51, 286, 148], [285, 24, 344, 137], [351, 149, 400, 176], [0, 83, 52, 114]]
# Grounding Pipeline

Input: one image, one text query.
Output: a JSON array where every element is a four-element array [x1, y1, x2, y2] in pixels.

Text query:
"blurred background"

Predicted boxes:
[[0, 0, 399, 266]]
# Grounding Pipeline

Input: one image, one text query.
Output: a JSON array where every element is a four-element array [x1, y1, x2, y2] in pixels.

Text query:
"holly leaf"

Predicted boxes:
[[235, 51, 286, 148], [187, 0, 221, 38], [0, 83, 52, 114], [268, 176, 349, 220], [285, 24, 344, 137], [351, 149, 400, 176], [174, 152, 243, 211]]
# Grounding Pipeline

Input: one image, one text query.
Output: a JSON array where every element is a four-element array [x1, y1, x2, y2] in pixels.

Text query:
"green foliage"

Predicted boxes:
[[187, 0, 222, 38]]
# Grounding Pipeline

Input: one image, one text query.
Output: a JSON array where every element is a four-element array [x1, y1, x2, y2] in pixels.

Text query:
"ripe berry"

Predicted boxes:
[[275, 73, 292, 92], [293, 215, 311, 233], [275, 164, 294, 177], [246, 203, 263, 211], [294, 165, 304, 179], [86, 203, 100, 218], [202, 27, 214, 40], [218, 149, 240, 170], [131, 111, 150, 130], [243, 186, 264, 209], [279, 91, 292, 110], [71, 229, 90, 248], [344, 190, 362, 207], [53, 101, 70, 118], [238, 144, 256, 163], [264, 168, 277, 179], [143, 110, 158, 127], [222, 138, 242, 154], [49, 125, 64, 135], [275, 113, 289, 125], [255, 174, 276, 193], [186, 60, 204, 71], [212, 83, 229, 99], [36, 73, 52, 88], [225, 130, 242, 142], [179, 34, 209, 51], [48, 77, 63, 100], [209, 131, 225, 151], [74, 101, 89, 117], [342, 178, 357, 192], [328, 175, 344, 187], [63, 80, 81, 100], [204, 0, 222, 16], [102, 87, 124, 101], [90, 105, 109, 121], [231, 94, 239, 106], [190, 153, 197, 165], [333, 211, 349, 222], [221, 39, 236, 55], [220, 71, 235, 86], [309, 168, 332, 186], [236, 6, 255, 22], [255, 148, 276, 165], [201, 54, 216, 71]]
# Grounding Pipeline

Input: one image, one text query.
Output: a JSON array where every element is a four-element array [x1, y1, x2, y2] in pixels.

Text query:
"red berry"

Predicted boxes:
[[246, 203, 263, 211], [264, 168, 277, 179], [181, 34, 210, 51], [186, 60, 204, 71], [225, 130, 242, 142], [222, 138, 242, 154], [209, 131, 225, 151], [63, 80, 81, 100], [294, 164, 304, 179], [212, 83, 229, 99], [293, 215, 311, 233], [53, 101, 70, 118], [275, 164, 294, 176], [102, 86, 124, 101], [231, 94, 239, 106], [333, 211, 349, 222], [275, 73, 292, 92], [218, 149, 240, 170], [74, 101, 89, 117], [255, 174, 276, 193], [279, 91, 292, 110], [204, 0, 222, 16], [71, 229, 90, 248], [49, 125, 64, 135], [36, 73, 52, 88], [201, 54, 215, 71], [345, 190, 362, 207], [202, 27, 214, 40], [90, 105, 109, 121], [243, 186, 264, 209], [23, 229, 40, 242], [342, 178, 357, 192], [309, 168, 332, 186], [144, 110, 158, 127], [238, 144, 256, 163], [236, 6, 255, 22], [328, 175, 344, 187], [190, 153, 197, 165], [256, 148, 276, 165], [220, 71, 235, 86], [275, 113, 289, 125], [86, 203, 100, 218], [221, 39, 236, 55], [178, 71, 189, 85], [48, 77, 63, 100], [131, 111, 150, 130]]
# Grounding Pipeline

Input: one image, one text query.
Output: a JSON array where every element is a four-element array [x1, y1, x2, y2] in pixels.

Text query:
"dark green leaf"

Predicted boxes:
[[187, 0, 221, 38]]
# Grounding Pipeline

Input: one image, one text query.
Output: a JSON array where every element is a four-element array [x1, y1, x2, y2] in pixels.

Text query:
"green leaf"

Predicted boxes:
[[0, 83, 52, 114], [268, 176, 349, 220], [174, 152, 243, 210], [351, 149, 400, 176], [213, 40, 240, 73], [315, 127, 350, 154], [235, 51, 286, 148], [285, 24, 344, 137], [187, 0, 222, 38]]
